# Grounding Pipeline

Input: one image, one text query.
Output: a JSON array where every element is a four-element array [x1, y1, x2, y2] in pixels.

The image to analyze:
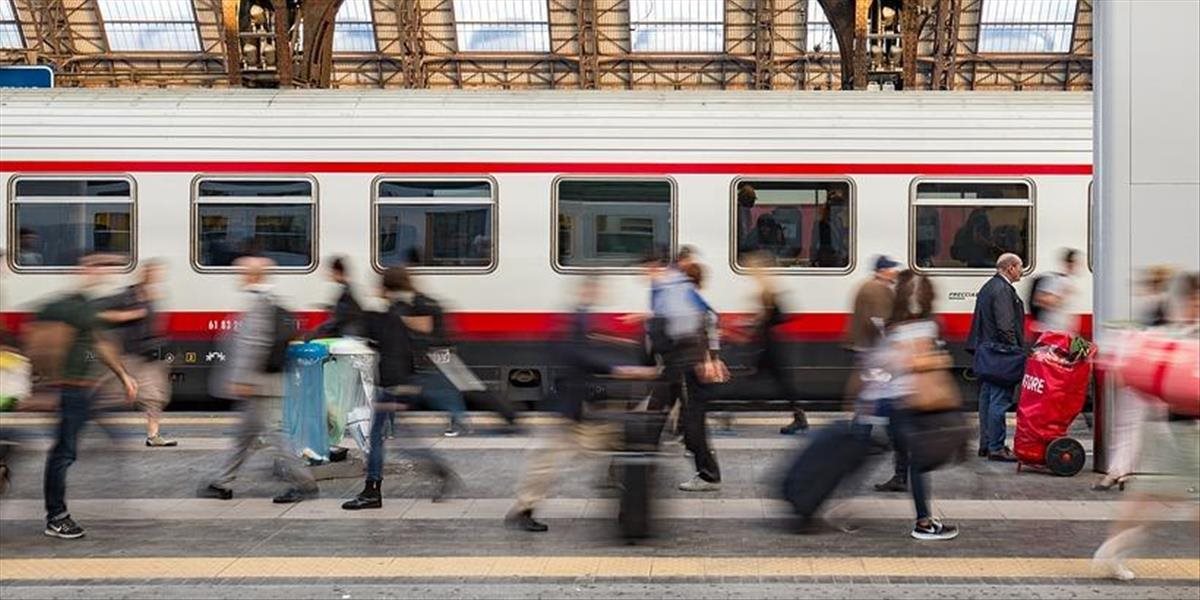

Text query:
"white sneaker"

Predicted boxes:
[[678, 475, 720, 492]]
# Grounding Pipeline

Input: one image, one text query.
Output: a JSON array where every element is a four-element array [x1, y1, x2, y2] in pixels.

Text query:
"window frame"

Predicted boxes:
[[728, 176, 857, 276], [190, 174, 319, 274], [551, 175, 677, 275], [333, 0, 378, 53], [369, 174, 499, 275], [907, 176, 1038, 276], [6, 174, 138, 274]]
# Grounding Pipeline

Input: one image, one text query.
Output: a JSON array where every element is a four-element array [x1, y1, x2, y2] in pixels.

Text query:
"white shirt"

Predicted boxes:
[[1037, 273, 1077, 333]]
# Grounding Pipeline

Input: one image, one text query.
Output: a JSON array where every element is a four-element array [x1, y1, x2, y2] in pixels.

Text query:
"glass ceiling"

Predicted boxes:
[[453, 0, 550, 53], [96, 0, 201, 52], [806, 0, 837, 53], [978, 0, 1078, 53], [629, 0, 723, 53], [334, 0, 376, 52], [0, 0, 22, 49]]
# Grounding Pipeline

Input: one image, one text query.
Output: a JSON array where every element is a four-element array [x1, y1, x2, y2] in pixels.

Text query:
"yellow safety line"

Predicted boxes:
[[0, 556, 1195, 581]]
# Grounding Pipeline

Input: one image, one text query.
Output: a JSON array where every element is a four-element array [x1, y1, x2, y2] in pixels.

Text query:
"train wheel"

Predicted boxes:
[[1045, 437, 1086, 477]]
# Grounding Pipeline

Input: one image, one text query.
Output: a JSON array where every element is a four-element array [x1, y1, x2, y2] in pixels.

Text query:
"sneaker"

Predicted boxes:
[[505, 508, 549, 532], [273, 486, 319, 504], [443, 422, 470, 438], [197, 484, 233, 500], [44, 516, 85, 539], [911, 518, 959, 541], [145, 435, 178, 447], [678, 475, 721, 492], [874, 475, 908, 493]]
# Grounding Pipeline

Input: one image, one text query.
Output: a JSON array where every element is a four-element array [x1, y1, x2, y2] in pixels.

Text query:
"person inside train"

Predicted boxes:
[[95, 259, 176, 447], [198, 256, 319, 505], [17, 228, 44, 266], [742, 251, 809, 435], [914, 207, 941, 268], [505, 276, 657, 532], [950, 207, 998, 268], [308, 256, 363, 339], [810, 195, 849, 268], [966, 252, 1026, 463], [342, 266, 459, 511], [747, 214, 787, 259], [735, 183, 759, 259]]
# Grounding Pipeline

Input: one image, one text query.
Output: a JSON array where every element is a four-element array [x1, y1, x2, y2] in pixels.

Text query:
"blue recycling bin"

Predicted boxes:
[[282, 342, 330, 462]]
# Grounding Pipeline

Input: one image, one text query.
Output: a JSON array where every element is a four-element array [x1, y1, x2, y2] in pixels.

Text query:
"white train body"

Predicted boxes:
[[0, 90, 1093, 405]]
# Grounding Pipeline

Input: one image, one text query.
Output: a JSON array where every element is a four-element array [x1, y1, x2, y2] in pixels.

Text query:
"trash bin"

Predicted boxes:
[[318, 338, 377, 453], [283, 341, 330, 462]]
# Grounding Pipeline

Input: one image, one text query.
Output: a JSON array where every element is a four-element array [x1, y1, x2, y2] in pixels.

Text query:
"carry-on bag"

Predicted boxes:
[[781, 422, 870, 518]]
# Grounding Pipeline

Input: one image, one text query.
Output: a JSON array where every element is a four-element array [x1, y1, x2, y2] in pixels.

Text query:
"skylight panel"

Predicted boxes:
[[334, 0, 377, 52], [453, 0, 551, 53], [97, 0, 202, 52], [1, 0, 22, 49], [629, 0, 724, 53], [978, 0, 1078, 53], [806, 0, 838, 53]]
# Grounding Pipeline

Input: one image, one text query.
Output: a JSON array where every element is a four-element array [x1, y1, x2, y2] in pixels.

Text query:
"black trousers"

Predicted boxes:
[[680, 367, 720, 483]]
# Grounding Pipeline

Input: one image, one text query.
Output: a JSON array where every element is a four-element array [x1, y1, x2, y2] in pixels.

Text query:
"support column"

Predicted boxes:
[[221, 0, 241, 85], [271, 0, 293, 87]]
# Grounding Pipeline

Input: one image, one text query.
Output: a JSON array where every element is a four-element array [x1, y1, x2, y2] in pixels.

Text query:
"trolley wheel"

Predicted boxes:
[[1044, 437, 1086, 477]]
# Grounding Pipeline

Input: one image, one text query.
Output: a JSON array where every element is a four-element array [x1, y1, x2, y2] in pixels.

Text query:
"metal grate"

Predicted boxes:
[[453, 0, 551, 53], [0, 0, 23, 49], [96, 0, 202, 52], [978, 0, 1078, 53], [629, 0, 724, 53], [334, 0, 377, 52]]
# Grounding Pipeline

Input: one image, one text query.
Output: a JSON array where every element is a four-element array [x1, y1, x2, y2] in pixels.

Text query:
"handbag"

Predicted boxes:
[[907, 350, 962, 412], [973, 341, 1026, 386], [906, 410, 970, 472]]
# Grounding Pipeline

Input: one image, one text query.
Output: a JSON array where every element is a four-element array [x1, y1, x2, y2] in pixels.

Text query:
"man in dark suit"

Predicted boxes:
[[966, 252, 1026, 462]]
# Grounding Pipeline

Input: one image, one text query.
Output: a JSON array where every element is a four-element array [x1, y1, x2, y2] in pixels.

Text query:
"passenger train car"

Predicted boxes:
[[0, 90, 1093, 407]]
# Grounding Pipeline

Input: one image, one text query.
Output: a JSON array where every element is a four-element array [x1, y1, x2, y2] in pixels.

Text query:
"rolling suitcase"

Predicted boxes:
[[781, 422, 870, 518], [616, 411, 665, 541]]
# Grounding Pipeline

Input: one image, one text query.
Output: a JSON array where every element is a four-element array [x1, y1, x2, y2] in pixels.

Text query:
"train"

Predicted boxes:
[[0, 89, 1094, 408]]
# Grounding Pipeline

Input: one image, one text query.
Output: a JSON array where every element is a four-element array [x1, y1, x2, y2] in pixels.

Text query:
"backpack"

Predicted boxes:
[[23, 296, 81, 386], [1027, 272, 1062, 324], [263, 302, 297, 374]]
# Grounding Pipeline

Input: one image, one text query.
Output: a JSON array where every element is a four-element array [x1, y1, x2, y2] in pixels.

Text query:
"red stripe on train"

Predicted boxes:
[[0, 311, 1093, 343], [0, 160, 1093, 176]]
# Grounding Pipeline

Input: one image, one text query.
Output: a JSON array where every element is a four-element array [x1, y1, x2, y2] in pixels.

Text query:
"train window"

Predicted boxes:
[[732, 179, 853, 271], [373, 179, 495, 271], [9, 177, 135, 269], [554, 178, 673, 270], [193, 177, 315, 270], [910, 180, 1034, 271]]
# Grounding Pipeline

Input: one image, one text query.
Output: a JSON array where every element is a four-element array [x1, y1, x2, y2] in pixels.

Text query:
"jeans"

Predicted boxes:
[[366, 389, 447, 481], [887, 409, 930, 520], [44, 386, 91, 521], [414, 370, 467, 426], [209, 397, 315, 491], [681, 369, 720, 483], [979, 381, 1015, 453]]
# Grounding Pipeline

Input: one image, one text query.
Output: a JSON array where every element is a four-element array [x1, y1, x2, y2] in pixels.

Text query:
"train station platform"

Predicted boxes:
[[0, 412, 1197, 599]]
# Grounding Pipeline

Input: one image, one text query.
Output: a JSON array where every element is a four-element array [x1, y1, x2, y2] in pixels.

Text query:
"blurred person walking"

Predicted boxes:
[[34, 254, 138, 539], [95, 259, 175, 447], [1029, 248, 1080, 334], [342, 267, 457, 510], [1093, 273, 1200, 580], [872, 272, 961, 540], [506, 277, 655, 532], [966, 253, 1027, 462], [198, 256, 318, 504], [743, 252, 809, 434], [309, 256, 363, 339]]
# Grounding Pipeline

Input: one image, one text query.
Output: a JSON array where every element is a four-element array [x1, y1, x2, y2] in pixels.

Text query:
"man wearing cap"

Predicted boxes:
[[846, 256, 900, 354]]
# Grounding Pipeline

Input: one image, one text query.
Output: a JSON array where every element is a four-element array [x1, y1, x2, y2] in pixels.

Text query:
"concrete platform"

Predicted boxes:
[[0, 412, 1196, 599]]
